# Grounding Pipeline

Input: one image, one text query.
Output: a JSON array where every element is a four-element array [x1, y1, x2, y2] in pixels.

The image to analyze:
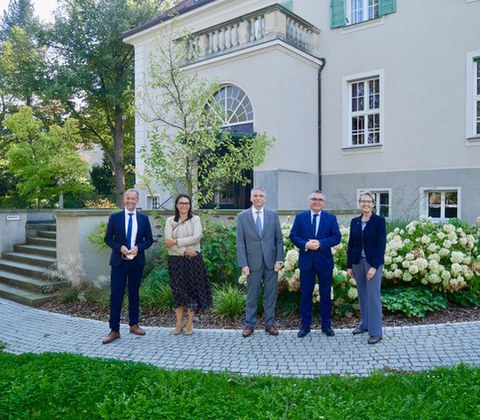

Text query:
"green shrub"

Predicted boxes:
[[382, 286, 449, 317], [276, 288, 300, 317], [87, 221, 109, 252], [0, 341, 6, 351], [81, 286, 110, 308], [201, 220, 240, 284], [212, 284, 246, 319], [58, 286, 81, 303], [140, 265, 173, 311]]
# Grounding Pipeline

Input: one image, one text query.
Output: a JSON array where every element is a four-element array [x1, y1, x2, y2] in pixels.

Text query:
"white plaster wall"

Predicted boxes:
[[315, 0, 480, 175]]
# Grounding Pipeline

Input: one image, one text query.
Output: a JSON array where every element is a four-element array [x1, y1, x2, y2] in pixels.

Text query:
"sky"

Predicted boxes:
[[0, 0, 57, 23]]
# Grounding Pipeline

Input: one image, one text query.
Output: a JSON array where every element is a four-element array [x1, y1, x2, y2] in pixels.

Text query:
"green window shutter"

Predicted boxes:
[[330, 0, 345, 29], [280, 0, 293, 11], [379, 0, 396, 17], [474, 57, 480, 63]]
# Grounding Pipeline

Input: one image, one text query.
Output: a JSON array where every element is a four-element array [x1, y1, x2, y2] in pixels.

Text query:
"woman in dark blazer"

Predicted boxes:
[[347, 192, 386, 344]]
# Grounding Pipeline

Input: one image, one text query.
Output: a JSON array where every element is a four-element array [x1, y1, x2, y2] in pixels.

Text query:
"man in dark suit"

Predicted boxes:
[[102, 189, 153, 344], [237, 187, 284, 338], [289, 190, 341, 338]]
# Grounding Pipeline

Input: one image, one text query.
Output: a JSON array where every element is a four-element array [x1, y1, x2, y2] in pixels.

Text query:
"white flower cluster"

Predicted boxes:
[[383, 219, 479, 293]]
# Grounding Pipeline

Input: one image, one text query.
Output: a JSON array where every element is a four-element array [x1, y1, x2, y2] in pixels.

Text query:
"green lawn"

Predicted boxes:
[[1, 353, 480, 419]]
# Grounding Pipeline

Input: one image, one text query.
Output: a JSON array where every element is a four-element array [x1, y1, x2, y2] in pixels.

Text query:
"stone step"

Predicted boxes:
[[26, 237, 56, 247], [37, 230, 56, 240], [1, 252, 57, 268], [14, 244, 57, 258], [0, 270, 67, 294], [0, 282, 59, 306], [0, 259, 59, 280]]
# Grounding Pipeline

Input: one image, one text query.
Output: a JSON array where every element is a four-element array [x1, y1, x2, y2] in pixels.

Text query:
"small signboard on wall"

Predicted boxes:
[[5, 215, 21, 221]]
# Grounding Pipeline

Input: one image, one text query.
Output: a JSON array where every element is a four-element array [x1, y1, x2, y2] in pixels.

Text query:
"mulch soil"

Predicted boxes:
[[39, 300, 480, 331]]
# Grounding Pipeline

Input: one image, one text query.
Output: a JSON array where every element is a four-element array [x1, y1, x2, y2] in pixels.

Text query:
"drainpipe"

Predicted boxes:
[[317, 58, 326, 191]]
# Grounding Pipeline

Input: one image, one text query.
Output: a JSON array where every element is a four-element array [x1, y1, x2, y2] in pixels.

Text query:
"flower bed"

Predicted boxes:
[[241, 217, 480, 317]]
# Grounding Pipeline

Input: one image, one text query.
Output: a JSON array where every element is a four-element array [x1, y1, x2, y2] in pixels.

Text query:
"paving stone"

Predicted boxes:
[[2, 297, 480, 377]]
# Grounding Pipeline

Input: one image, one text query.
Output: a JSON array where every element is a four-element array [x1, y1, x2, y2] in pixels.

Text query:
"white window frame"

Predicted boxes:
[[342, 69, 385, 149], [357, 188, 392, 218], [466, 50, 480, 140], [419, 187, 461, 221], [346, 0, 379, 25], [146, 195, 161, 210]]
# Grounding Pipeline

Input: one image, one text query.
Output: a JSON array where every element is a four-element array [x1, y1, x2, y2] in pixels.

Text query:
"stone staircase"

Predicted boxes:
[[0, 223, 68, 306]]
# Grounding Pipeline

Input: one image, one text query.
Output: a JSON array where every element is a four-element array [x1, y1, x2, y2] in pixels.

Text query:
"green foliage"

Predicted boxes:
[[87, 221, 109, 252], [4, 107, 93, 207], [1, 353, 480, 419], [140, 265, 173, 311], [212, 284, 246, 319], [386, 219, 409, 233], [382, 286, 449, 318], [139, 23, 274, 207], [201, 219, 240, 284], [0, 341, 6, 351]]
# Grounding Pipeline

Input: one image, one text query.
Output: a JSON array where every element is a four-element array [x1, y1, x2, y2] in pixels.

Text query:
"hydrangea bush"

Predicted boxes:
[[239, 216, 480, 316]]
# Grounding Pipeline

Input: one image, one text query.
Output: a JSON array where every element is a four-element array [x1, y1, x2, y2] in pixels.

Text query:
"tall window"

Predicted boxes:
[[330, 0, 396, 28], [205, 85, 254, 209], [348, 0, 379, 24], [475, 59, 480, 135], [422, 189, 459, 220], [349, 77, 381, 146]]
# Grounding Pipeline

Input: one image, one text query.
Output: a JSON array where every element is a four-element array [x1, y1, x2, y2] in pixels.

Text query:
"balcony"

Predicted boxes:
[[185, 4, 321, 63]]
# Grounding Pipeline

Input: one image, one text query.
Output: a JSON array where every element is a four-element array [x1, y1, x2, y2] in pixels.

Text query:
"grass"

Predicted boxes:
[[1, 352, 479, 419]]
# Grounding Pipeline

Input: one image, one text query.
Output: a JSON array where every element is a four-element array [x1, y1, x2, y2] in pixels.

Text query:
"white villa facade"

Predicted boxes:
[[123, 0, 480, 223]]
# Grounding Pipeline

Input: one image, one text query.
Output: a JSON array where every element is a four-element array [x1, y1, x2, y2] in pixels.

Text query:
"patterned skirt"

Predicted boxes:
[[168, 253, 212, 312]]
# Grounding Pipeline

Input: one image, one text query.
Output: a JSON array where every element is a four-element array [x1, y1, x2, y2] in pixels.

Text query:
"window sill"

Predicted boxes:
[[466, 135, 480, 144], [342, 144, 384, 153], [342, 16, 385, 34]]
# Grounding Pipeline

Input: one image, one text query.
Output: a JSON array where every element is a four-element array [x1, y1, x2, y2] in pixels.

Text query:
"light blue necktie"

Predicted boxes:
[[256, 210, 263, 236], [126, 213, 133, 249]]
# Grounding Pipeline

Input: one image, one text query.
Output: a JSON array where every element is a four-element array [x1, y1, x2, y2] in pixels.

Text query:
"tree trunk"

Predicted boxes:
[[113, 106, 125, 207]]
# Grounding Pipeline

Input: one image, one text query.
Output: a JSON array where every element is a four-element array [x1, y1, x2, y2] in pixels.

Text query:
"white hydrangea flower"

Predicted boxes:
[[437, 232, 446, 240], [349, 277, 357, 286], [283, 260, 294, 271], [447, 231, 457, 242], [403, 272, 413, 282], [409, 264, 419, 274], [450, 251, 465, 264], [441, 270, 451, 281], [347, 288, 358, 300], [420, 235, 430, 244], [442, 240, 452, 249], [451, 263, 462, 276], [438, 248, 450, 258], [394, 269, 403, 278]]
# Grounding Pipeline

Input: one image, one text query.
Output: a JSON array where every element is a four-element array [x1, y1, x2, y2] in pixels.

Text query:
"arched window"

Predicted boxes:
[[211, 85, 254, 132], [204, 85, 254, 209]]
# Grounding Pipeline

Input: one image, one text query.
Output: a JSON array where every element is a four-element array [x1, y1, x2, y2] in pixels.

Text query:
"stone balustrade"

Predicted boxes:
[[186, 4, 320, 63]]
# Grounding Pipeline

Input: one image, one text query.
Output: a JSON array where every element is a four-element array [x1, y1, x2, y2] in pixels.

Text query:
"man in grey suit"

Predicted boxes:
[[236, 187, 284, 338]]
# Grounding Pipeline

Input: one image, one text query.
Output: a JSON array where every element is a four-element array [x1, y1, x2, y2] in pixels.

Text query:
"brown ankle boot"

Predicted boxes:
[[185, 322, 193, 336], [173, 322, 183, 335]]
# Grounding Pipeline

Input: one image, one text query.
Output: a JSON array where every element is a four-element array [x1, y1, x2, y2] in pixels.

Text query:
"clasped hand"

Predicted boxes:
[[121, 245, 138, 257], [306, 239, 320, 251]]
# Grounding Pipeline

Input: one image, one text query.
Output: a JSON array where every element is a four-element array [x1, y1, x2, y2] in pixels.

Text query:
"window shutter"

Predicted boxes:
[[474, 57, 480, 63], [330, 0, 345, 29], [379, 0, 396, 17], [280, 0, 293, 11]]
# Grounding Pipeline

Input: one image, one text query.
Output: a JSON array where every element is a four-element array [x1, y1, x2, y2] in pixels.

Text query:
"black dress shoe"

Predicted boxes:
[[297, 327, 310, 338], [321, 327, 335, 336], [368, 336, 382, 344], [352, 327, 368, 335]]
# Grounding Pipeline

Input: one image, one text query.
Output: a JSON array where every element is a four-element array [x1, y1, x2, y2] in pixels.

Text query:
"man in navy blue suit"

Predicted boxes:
[[102, 189, 153, 344], [290, 190, 341, 338]]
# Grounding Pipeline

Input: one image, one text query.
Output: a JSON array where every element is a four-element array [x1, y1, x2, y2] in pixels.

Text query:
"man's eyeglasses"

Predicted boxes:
[[359, 200, 373, 204]]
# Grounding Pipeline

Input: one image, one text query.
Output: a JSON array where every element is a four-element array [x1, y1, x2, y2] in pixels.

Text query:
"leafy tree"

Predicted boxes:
[[48, 0, 172, 206], [139, 25, 274, 207], [4, 107, 93, 207]]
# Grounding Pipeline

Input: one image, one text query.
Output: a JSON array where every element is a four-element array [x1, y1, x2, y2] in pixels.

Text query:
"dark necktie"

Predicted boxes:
[[311, 213, 318, 238], [126, 213, 134, 249], [256, 210, 263, 236]]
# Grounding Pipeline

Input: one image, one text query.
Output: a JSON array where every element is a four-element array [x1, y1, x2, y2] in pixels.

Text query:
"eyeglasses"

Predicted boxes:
[[177, 202, 190, 206], [309, 198, 325, 202], [359, 200, 373, 204]]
